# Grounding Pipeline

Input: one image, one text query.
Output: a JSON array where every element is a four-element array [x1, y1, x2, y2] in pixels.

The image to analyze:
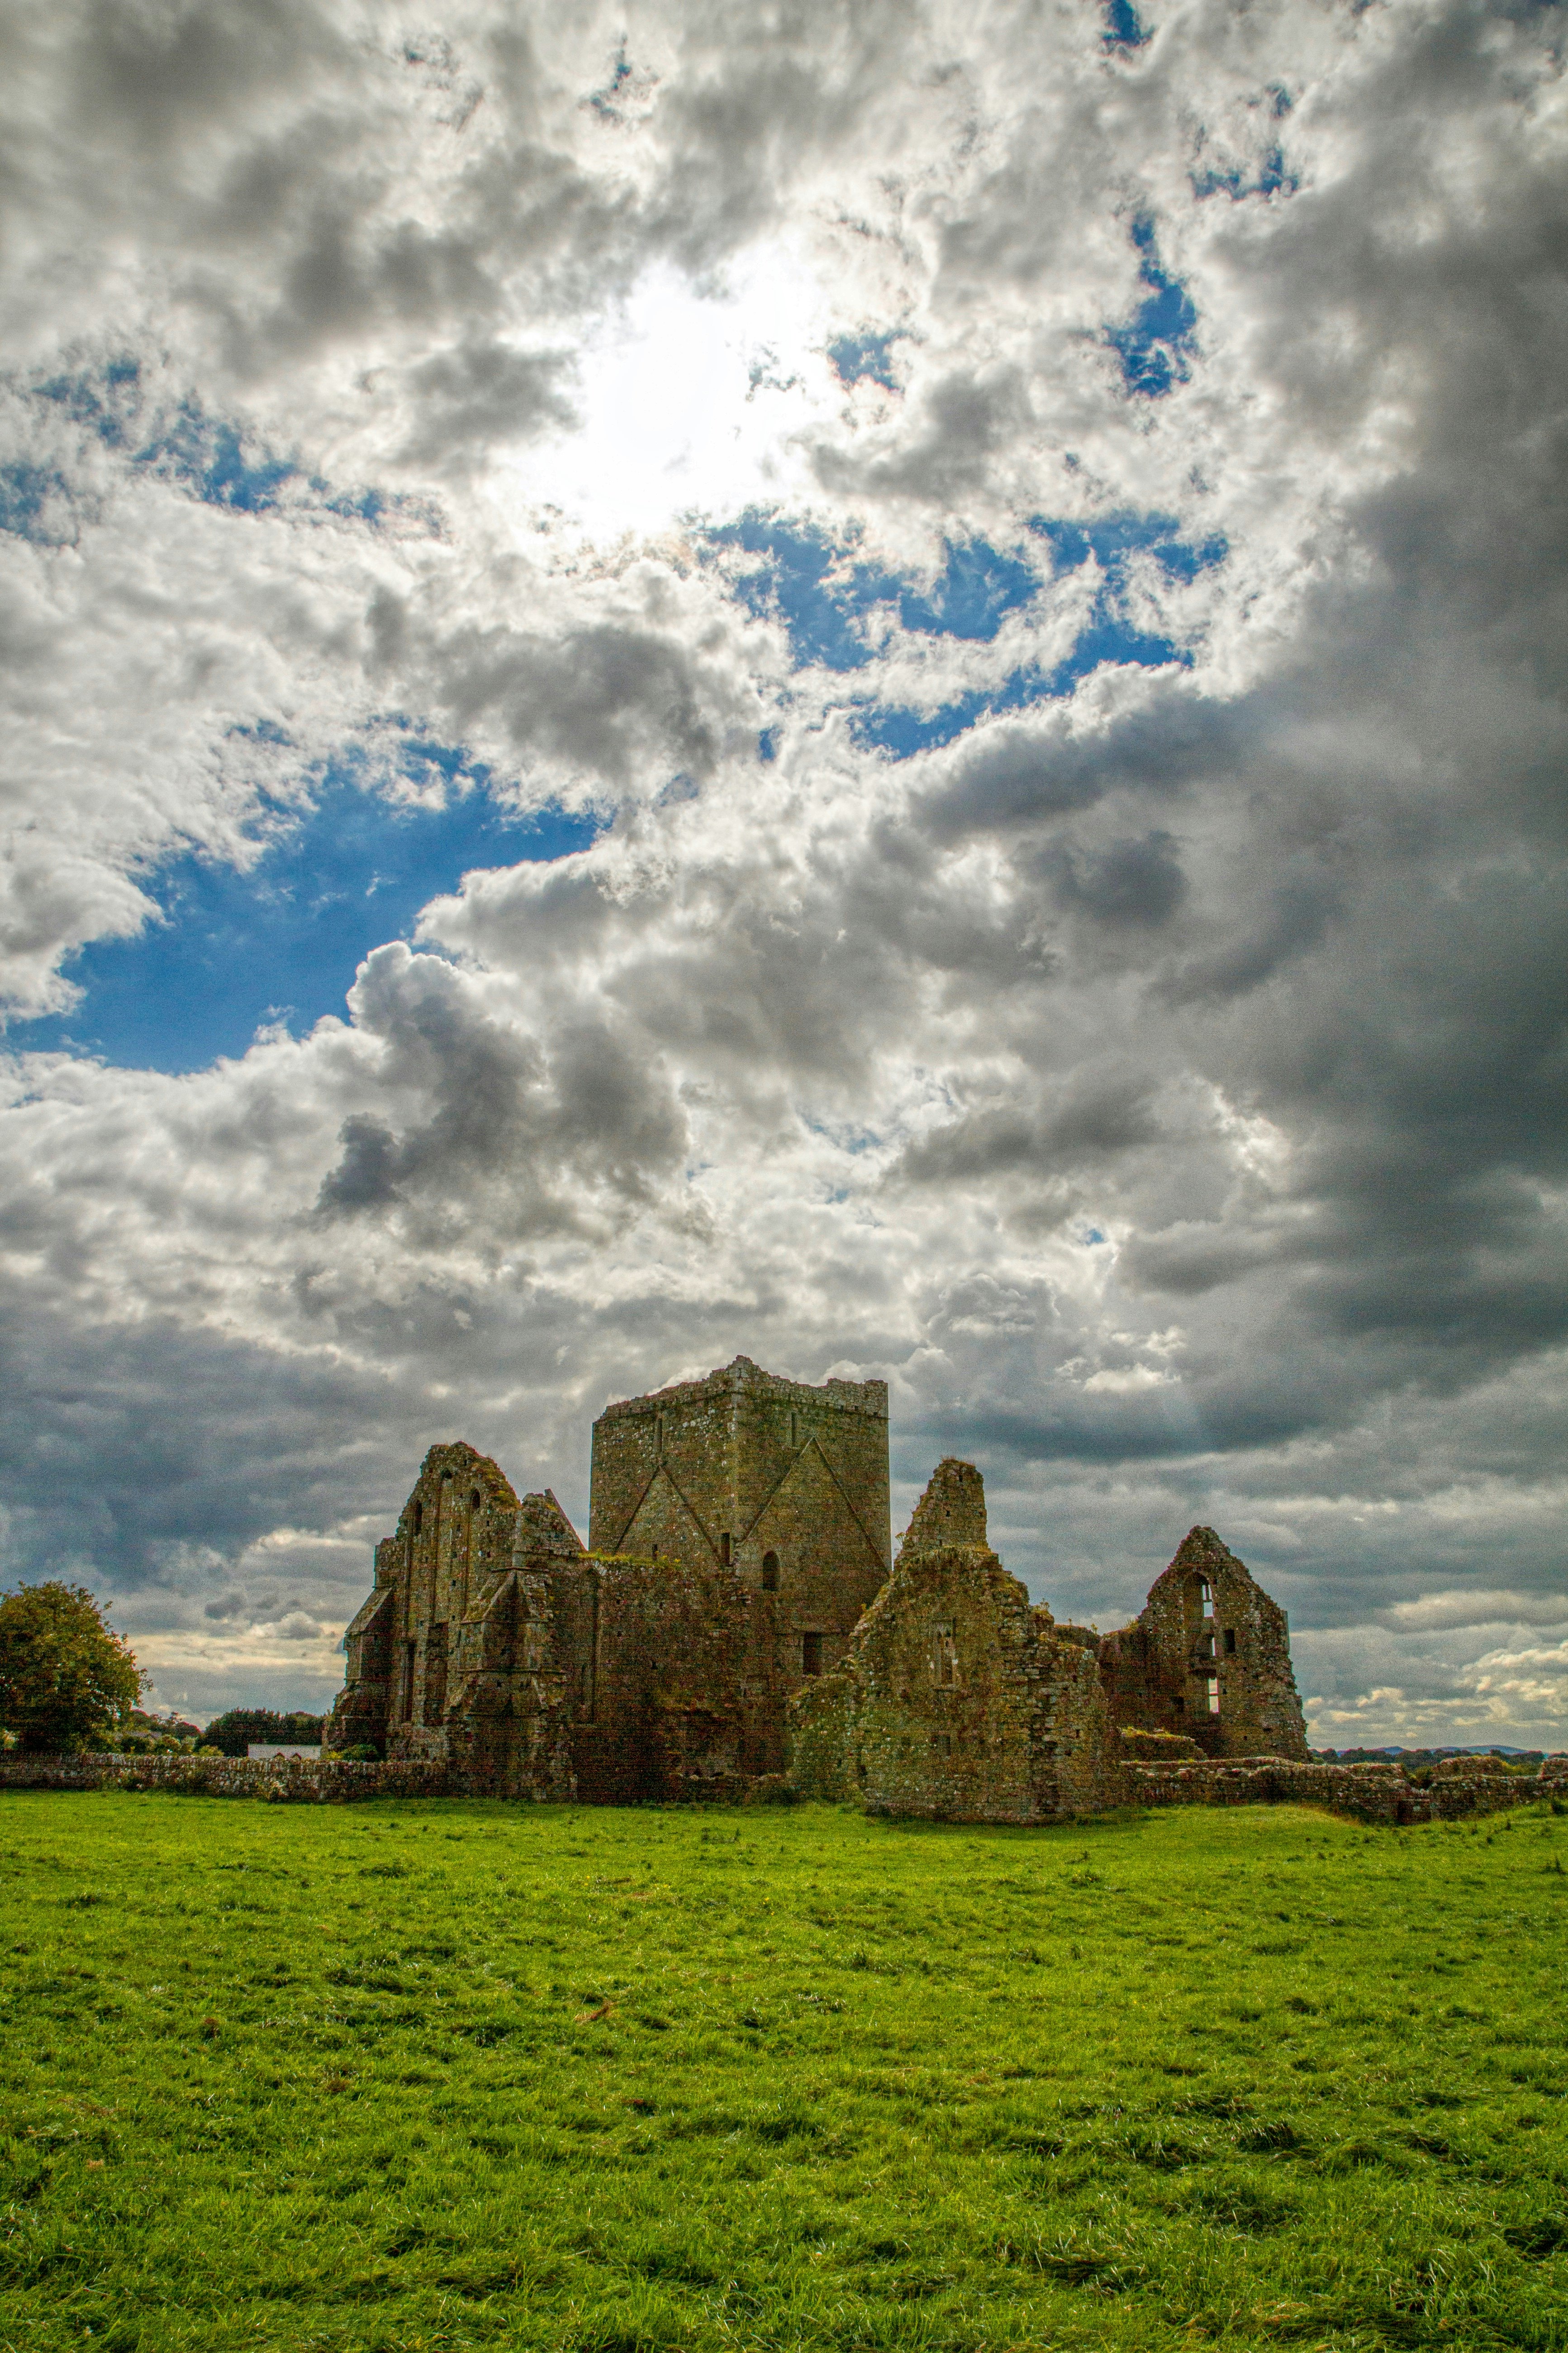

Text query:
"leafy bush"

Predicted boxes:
[[202, 1708, 325, 1756]]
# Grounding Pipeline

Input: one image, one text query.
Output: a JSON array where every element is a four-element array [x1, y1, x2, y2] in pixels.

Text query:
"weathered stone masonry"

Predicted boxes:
[[791, 1460, 1128, 1822], [1097, 1525, 1307, 1760], [323, 1357, 891, 1803]]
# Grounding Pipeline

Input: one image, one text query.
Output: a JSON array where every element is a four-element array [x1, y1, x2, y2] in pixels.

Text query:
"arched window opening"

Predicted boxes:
[[761, 1551, 779, 1592], [1198, 1577, 1214, 1618], [470, 1488, 481, 1510]]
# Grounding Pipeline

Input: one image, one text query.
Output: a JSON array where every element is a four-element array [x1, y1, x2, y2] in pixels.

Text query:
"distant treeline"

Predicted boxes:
[[203, 1710, 325, 1756]]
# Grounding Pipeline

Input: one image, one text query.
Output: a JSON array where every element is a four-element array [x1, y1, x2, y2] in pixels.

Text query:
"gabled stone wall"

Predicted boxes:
[[1098, 1527, 1307, 1759], [790, 1460, 1129, 1822]]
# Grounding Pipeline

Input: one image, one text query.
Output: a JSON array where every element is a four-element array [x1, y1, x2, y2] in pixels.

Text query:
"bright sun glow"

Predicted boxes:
[[505, 249, 845, 540]]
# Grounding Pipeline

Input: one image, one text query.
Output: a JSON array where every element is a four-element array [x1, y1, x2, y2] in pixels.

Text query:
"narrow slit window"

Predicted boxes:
[[720, 1531, 732, 1566], [1199, 1577, 1214, 1618], [470, 1488, 481, 1510], [761, 1551, 779, 1592], [413, 1500, 423, 1536], [1223, 1627, 1237, 1655], [801, 1631, 823, 1677], [933, 1621, 959, 1687]]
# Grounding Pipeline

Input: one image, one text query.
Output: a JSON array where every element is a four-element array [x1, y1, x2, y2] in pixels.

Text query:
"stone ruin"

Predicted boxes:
[[790, 1459, 1129, 1820], [322, 1360, 1311, 1819], [325, 1357, 891, 1803]]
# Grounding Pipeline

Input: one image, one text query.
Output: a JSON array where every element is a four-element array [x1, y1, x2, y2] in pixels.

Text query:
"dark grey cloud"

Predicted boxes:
[[398, 337, 580, 472], [315, 942, 687, 1236], [1047, 829, 1187, 927]]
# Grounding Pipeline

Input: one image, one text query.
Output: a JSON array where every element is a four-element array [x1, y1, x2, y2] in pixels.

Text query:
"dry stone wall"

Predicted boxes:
[[0, 1754, 451, 1801], [1131, 1755, 1568, 1823]]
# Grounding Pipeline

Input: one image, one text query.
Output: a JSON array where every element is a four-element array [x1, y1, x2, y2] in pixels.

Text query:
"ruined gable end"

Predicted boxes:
[[789, 1458, 1126, 1822], [322, 1439, 525, 1761], [1100, 1524, 1308, 1760], [897, 1455, 988, 1558]]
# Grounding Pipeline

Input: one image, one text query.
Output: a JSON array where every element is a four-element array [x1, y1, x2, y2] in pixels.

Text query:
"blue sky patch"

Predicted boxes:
[[0, 462, 71, 541], [708, 513, 1039, 672], [11, 761, 595, 1074], [23, 360, 393, 531], [852, 511, 1224, 755], [1102, 0, 1150, 48], [827, 332, 903, 391], [1107, 218, 1197, 397]]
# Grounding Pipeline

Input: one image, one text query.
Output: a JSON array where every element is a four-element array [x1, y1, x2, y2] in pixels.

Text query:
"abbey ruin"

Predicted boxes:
[[321, 1356, 1309, 1818]]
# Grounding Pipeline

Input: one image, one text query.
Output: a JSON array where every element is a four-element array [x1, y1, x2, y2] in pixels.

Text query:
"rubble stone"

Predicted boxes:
[[790, 1461, 1129, 1821]]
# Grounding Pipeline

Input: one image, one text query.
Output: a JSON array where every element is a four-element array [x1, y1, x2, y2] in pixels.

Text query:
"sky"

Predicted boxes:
[[1, 0, 1565, 1746]]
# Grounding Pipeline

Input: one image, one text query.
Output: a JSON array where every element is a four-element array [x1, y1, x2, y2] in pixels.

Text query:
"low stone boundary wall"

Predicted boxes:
[[1130, 1756, 1568, 1824], [0, 1753, 452, 1802], [5, 1749, 1564, 1822]]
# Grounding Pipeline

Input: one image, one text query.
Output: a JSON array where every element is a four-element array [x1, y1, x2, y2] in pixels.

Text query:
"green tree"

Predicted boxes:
[[0, 1582, 143, 1753], [202, 1708, 324, 1757]]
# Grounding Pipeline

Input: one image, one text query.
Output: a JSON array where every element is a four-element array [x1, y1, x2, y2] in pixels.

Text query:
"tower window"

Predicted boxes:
[[1199, 1577, 1214, 1618], [470, 1488, 481, 1510], [761, 1551, 779, 1592], [801, 1632, 823, 1677], [720, 1531, 732, 1566], [1223, 1628, 1237, 1655], [933, 1622, 959, 1687], [1206, 1677, 1221, 1715], [413, 1500, 423, 1535]]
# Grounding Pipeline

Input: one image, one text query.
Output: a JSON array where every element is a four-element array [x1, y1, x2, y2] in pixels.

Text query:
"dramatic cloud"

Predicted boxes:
[[1, 0, 1564, 1736]]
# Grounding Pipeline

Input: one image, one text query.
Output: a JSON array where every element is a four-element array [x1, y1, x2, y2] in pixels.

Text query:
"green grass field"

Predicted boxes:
[[1, 1794, 1566, 2353]]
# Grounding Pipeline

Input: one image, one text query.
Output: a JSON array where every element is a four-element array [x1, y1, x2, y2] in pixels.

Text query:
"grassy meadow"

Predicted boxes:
[[1, 1792, 1566, 2353]]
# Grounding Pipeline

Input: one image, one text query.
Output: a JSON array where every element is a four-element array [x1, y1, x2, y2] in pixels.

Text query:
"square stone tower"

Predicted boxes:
[[589, 1355, 891, 1694]]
